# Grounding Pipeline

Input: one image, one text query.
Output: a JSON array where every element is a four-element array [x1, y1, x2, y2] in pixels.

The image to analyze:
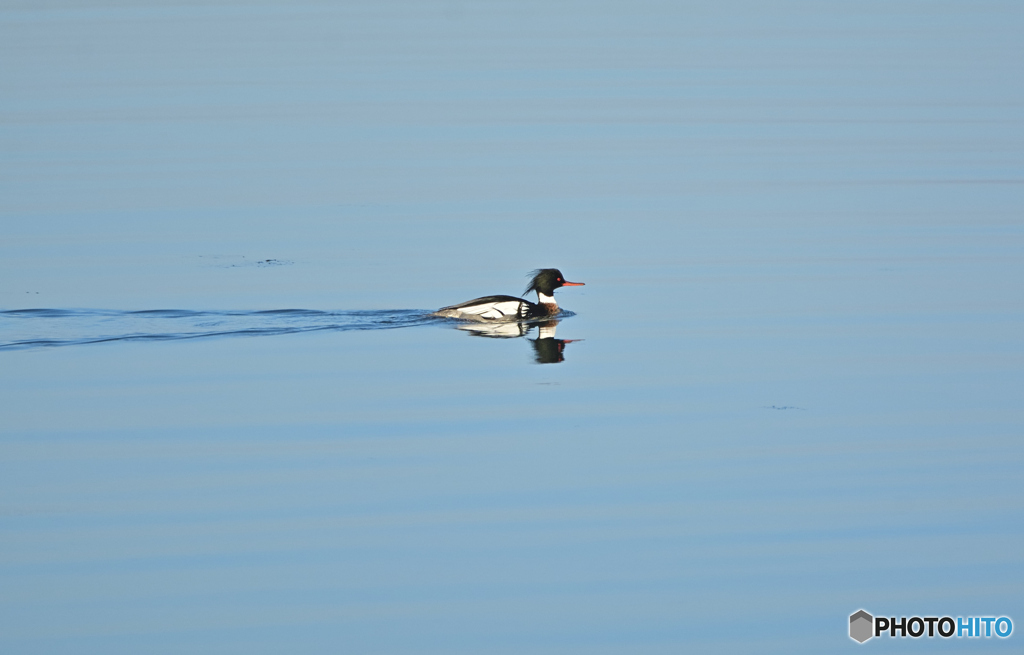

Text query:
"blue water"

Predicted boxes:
[[2, 1, 1023, 653]]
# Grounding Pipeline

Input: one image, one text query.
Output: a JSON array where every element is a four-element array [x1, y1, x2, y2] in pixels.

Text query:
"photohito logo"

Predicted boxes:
[[849, 610, 1013, 643]]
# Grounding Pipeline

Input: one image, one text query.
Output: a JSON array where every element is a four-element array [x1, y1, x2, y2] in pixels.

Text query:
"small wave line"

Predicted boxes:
[[0, 308, 442, 351]]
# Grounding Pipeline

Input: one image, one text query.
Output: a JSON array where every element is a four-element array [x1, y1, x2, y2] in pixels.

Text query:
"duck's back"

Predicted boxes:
[[434, 295, 539, 321]]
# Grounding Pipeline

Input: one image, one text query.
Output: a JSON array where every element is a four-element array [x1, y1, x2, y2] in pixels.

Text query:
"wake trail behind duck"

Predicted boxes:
[[0, 309, 442, 351]]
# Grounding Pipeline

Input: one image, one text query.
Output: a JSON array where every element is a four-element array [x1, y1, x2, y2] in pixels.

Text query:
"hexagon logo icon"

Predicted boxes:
[[850, 610, 874, 643]]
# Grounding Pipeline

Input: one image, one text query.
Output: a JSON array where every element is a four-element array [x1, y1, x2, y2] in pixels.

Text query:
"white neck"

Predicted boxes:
[[537, 291, 557, 307]]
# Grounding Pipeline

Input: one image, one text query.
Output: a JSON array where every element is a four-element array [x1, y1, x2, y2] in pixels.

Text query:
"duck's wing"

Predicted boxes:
[[436, 295, 534, 320]]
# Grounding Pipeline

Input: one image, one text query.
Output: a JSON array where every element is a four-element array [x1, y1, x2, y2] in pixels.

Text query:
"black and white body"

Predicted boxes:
[[434, 269, 584, 322]]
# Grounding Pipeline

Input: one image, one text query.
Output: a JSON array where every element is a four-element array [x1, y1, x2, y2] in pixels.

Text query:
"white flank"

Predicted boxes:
[[451, 300, 522, 320]]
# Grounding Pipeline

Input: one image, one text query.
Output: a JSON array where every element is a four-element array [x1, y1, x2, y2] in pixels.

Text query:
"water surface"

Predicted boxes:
[[1, 1, 1022, 653]]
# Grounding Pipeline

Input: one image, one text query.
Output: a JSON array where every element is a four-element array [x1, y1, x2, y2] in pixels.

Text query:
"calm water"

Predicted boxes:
[[2, 1, 1023, 652]]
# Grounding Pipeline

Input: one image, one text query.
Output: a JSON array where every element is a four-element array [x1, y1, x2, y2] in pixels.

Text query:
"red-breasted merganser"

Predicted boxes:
[[434, 269, 584, 321]]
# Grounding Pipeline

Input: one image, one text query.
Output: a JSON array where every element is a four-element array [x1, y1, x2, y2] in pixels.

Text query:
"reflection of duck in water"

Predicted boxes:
[[530, 321, 576, 364], [433, 269, 584, 321], [456, 319, 578, 364]]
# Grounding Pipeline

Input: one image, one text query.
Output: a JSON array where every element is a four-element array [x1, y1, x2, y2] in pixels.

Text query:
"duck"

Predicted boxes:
[[433, 269, 584, 321]]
